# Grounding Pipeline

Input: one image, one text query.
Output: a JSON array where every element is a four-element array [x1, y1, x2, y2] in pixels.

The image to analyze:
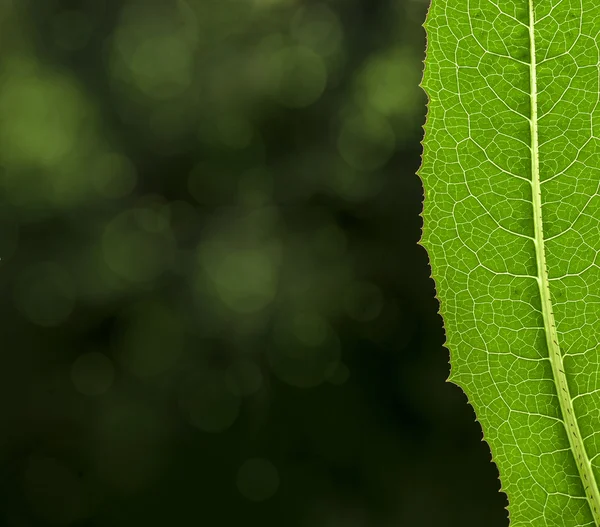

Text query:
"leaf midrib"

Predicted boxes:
[[528, 0, 600, 521]]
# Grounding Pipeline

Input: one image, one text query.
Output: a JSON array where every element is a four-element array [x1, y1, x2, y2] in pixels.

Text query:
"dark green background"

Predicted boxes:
[[0, 0, 507, 525]]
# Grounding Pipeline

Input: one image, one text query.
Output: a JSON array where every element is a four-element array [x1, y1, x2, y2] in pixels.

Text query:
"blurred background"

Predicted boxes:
[[0, 0, 508, 526]]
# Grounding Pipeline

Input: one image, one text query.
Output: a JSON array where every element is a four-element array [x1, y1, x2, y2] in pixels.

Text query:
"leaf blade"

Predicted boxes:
[[419, 1, 600, 525]]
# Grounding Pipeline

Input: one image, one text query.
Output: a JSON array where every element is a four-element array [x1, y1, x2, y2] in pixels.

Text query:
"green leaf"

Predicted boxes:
[[419, 1, 600, 525]]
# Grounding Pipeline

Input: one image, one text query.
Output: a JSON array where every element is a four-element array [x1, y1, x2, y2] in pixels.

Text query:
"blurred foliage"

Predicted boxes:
[[0, 1, 508, 526]]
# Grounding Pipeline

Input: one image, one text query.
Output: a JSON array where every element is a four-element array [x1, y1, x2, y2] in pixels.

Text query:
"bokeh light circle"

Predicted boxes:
[[337, 111, 396, 171], [178, 369, 241, 433], [267, 313, 341, 388], [268, 46, 327, 108], [236, 458, 280, 502], [102, 209, 175, 283]]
